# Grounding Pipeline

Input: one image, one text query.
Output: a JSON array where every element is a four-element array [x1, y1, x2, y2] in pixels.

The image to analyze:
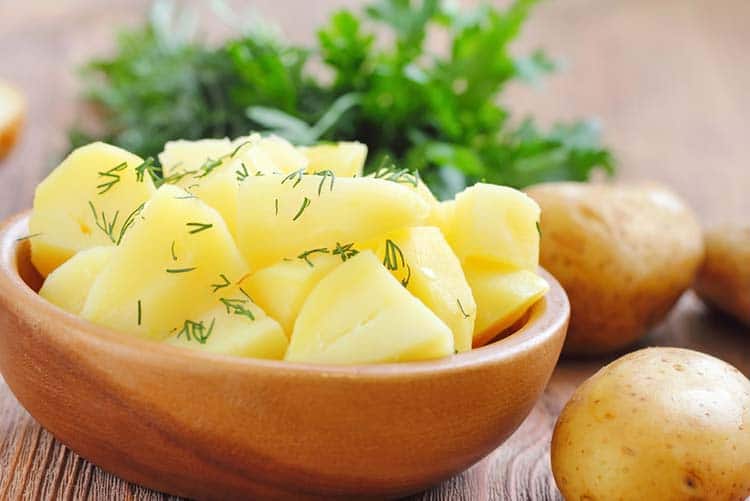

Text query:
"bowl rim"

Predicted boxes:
[[0, 210, 569, 379]]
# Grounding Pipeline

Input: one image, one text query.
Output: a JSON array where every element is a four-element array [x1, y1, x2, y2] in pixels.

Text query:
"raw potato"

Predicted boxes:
[[694, 225, 750, 325], [236, 174, 430, 268], [82, 184, 248, 340], [286, 251, 454, 364], [29, 142, 156, 277], [526, 182, 703, 356], [0, 80, 24, 161], [39, 246, 114, 315], [551, 347, 750, 500]]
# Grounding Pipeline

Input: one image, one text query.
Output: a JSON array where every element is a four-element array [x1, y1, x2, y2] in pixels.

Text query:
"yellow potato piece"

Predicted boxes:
[[300, 142, 367, 177], [286, 251, 454, 364], [370, 226, 475, 352], [29, 142, 156, 276], [464, 260, 549, 347], [258, 135, 308, 173], [242, 253, 341, 336], [165, 293, 288, 359], [159, 138, 232, 178], [39, 246, 114, 315], [81, 184, 248, 340], [449, 183, 540, 271], [236, 174, 430, 269]]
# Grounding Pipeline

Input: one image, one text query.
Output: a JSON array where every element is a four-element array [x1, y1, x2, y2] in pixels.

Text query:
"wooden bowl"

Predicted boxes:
[[0, 212, 569, 500]]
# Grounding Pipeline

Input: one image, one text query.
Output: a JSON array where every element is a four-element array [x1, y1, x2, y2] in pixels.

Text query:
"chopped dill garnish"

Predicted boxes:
[[457, 298, 471, 319], [292, 197, 311, 221], [220, 297, 255, 320], [134, 157, 157, 183], [186, 222, 213, 234], [194, 157, 223, 178], [274, 198, 279, 215], [137, 300, 142, 325], [297, 247, 329, 267], [88, 200, 144, 245], [166, 266, 197, 274], [371, 157, 419, 187], [239, 287, 253, 302], [383, 239, 411, 287], [174, 193, 197, 199], [281, 168, 305, 188], [226, 140, 251, 159], [96, 161, 128, 194], [332, 242, 358, 262], [170, 240, 177, 260], [236, 162, 249, 182], [211, 274, 231, 293], [15, 233, 42, 242], [175, 318, 215, 344], [314, 170, 335, 195], [536, 221, 542, 238], [254, 171, 265, 176], [160, 169, 197, 186]]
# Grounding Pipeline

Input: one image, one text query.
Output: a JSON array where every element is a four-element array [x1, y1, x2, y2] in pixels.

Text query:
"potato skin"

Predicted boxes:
[[551, 347, 750, 501], [694, 226, 750, 326], [525, 182, 703, 356]]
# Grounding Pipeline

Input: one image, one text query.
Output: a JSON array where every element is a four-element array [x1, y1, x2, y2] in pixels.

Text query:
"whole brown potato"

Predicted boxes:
[[526, 182, 703, 356], [694, 225, 750, 326], [551, 347, 750, 500]]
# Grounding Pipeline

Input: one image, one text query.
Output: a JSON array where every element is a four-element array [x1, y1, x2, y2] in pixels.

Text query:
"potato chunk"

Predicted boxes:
[[300, 142, 367, 177], [81, 184, 248, 340], [242, 253, 341, 336], [448, 183, 540, 271], [463, 261, 549, 347], [165, 293, 288, 359], [39, 246, 114, 315], [29, 142, 156, 276], [236, 174, 430, 268], [370, 227, 475, 352], [286, 251, 454, 364]]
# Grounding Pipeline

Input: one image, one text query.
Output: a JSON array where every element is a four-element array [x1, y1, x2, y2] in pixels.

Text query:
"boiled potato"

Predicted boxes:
[[242, 253, 341, 336], [165, 290, 288, 359], [448, 183, 540, 271], [236, 173, 430, 268], [39, 246, 114, 315], [29, 142, 156, 276], [300, 141, 366, 177], [159, 137, 233, 177], [694, 225, 750, 326], [551, 347, 750, 500], [526, 182, 703, 356], [369, 226, 475, 352], [286, 251, 454, 364], [82, 184, 248, 340], [463, 260, 549, 347], [0, 80, 24, 161]]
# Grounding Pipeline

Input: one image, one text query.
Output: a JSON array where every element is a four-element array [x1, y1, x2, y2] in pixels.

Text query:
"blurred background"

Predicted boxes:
[[1, 0, 748, 224]]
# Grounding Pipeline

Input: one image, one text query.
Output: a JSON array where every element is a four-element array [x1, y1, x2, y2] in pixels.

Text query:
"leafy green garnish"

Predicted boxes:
[[88, 200, 144, 245], [383, 239, 411, 287], [297, 247, 330, 267], [175, 318, 215, 344], [96, 161, 128, 195], [70, 0, 614, 198], [220, 296, 255, 321], [211, 274, 231, 293]]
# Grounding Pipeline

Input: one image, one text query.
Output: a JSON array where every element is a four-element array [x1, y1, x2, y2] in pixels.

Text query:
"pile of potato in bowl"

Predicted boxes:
[[28, 134, 549, 364]]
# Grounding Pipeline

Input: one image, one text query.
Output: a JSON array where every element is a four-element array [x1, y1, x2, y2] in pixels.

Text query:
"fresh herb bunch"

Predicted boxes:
[[71, 0, 614, 198]]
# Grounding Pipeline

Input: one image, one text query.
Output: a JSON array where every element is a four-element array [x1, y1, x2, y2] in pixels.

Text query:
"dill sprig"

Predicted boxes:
[[372, 163, 419, 187], [137, 300, 142, 325], [211, 274, 231, 293], [314, 170, 335, 195], [186, 222, 213, 234], [194, 157, 223, 179], [236, 162, 249, 182], [281, 168, 305, 188], [160, 169, 197, 186], [88, 200, 144, 245], [457, 298, 471, 319], [332, 242, 358, 262], [297, 247, 330, 267], [166, 266, 197, 273], [135, 157, 157, 183], [96, 161, 128, 194], [220, 297, 255, 320], [226, 140, 251, 159], [15, 233, 42, 242], [274, 198, 279, 215], [292, 197, 311, 221], [170, 240, 178, 260], [383, 239, 411, 287], [536, 221, 542, 238], [175, 318, 215, 344]]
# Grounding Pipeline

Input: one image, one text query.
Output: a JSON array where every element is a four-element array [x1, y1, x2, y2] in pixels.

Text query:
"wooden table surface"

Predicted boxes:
[[1, 0, 749, 499]]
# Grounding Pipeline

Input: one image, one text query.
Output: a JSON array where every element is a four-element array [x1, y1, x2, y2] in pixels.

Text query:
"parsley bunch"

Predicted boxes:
[[71, 0, 614, 198]]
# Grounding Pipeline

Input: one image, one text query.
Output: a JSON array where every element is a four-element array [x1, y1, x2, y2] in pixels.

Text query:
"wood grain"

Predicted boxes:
[[0, 0, 748, 499]]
